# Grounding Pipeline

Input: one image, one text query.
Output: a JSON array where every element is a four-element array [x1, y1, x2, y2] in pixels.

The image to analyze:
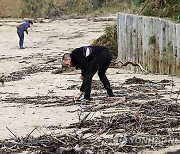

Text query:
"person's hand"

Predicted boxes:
[[79, 76, 84, 80], [74, 92, 83, 101]]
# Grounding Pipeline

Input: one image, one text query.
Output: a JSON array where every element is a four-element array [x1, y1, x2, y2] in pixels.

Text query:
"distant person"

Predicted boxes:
[[16, 20, 33, 49], [62, 45, 115, 102]]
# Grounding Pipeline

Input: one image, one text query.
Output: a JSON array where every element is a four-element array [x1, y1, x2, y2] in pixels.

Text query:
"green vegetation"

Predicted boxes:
[[135, 0, 180, 22], [135, 0, 146, 7], [92, 25, 118, 58], [43, 0, 132, 17], [176, 14, 180, 23], [148, 36, 156, 45], [46, 1, 64, 18], [142, 6, 153, 16], [1, 0, 179, 22], [21, 0, 46, 18]]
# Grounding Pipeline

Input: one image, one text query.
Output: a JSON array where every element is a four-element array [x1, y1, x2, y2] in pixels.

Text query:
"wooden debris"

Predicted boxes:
[[113, 60, 147, 73], [0, 78, 4, 85], [45, 58, 57, 64], [0, 77, 180, 153], [124, 76, 149, 84], [92, 98, 125, 112], [51, 67, 75, 74]]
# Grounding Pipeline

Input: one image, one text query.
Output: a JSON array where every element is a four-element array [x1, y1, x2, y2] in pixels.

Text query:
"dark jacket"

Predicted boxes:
[[70, 46, 108, 76]]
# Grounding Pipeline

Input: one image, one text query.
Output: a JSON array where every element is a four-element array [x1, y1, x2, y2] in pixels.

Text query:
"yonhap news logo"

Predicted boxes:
[[113, 134, 180, 147]]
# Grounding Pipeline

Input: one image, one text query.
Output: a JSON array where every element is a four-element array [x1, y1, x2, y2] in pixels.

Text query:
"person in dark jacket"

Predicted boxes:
[[62, 45, 114, 102], [17, 20, 33, 49]]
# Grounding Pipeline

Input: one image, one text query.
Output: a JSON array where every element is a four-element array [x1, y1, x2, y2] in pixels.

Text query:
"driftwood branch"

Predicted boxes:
[[92, 98, 125, 112], [26, 127, 38, 140], [176, 90, 180, 103], [0, 78, 4, 85], [78, 112, 91, 128], [135, 102, 144, 123], [113, 60, 147, 73], [6, 126, 18, 139]]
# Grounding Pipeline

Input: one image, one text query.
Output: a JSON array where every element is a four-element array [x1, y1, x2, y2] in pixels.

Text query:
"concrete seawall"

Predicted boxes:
[[117, 13, 180, 75]]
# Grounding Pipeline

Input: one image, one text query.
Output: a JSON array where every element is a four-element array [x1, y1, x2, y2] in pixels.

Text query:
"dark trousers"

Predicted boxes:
[[17, 28, 24, 47], [83, 49, 113, 99]]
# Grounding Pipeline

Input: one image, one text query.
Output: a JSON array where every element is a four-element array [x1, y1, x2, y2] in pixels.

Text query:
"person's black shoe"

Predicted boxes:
[[19, 46, 25, 49], [109, 93, 115, 97], [107, 89, 115, 97]]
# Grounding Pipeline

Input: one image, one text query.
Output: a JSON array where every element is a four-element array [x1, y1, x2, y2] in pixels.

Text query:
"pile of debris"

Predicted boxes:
[[0, 77, 179, 153]]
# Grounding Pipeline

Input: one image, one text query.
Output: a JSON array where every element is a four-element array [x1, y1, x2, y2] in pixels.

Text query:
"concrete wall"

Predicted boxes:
[[117, 13, 180, 75]]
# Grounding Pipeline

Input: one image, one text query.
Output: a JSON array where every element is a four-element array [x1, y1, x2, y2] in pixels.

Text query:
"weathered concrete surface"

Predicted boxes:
[[117, 13, 180, 75]]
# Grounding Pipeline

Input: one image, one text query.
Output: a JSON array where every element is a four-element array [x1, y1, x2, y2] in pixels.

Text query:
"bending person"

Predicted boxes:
[[17, 20, 33, 49], [62, 45, 114, 102]]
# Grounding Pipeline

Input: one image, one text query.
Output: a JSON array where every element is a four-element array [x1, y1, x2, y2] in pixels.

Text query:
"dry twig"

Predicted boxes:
[[113, 60, 147, 73]]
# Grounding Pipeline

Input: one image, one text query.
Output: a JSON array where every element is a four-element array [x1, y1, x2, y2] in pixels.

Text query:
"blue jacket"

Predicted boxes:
[[17, 21, 31, 34]]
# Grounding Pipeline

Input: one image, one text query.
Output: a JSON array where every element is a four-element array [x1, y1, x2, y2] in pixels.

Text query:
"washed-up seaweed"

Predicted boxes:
[[3, 65, 58, 82], [0, 77, 179, 153]]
